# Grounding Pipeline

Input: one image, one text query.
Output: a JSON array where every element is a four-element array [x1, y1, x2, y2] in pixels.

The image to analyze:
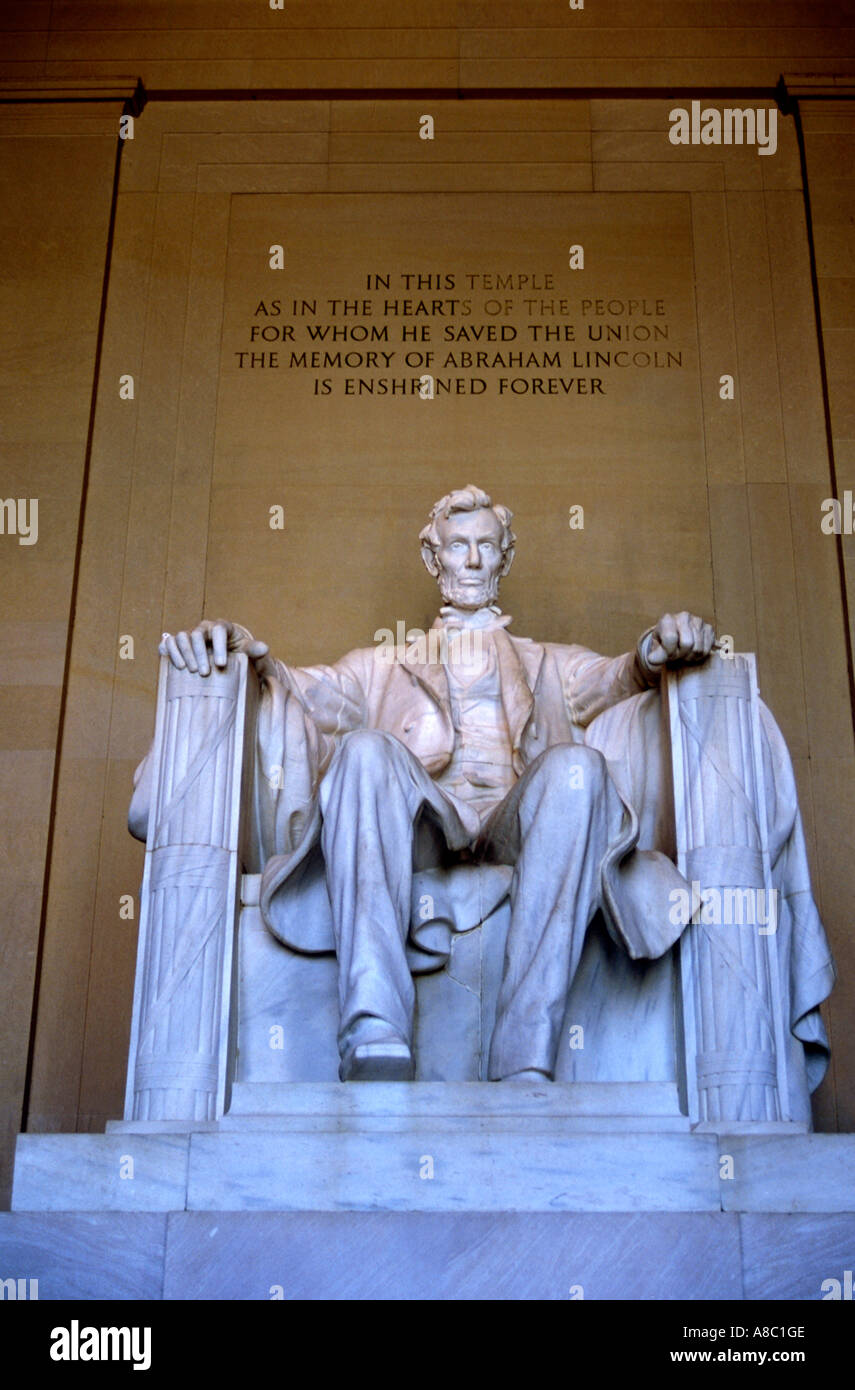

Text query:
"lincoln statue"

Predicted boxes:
[[131, 484, 831, 1099]]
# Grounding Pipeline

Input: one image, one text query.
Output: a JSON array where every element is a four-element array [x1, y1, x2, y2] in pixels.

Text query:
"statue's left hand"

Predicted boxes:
[[643, 611, 716, 674]]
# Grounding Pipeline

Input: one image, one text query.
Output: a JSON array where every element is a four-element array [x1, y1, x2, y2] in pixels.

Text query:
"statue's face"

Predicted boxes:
[[433, 508, 506, 610]]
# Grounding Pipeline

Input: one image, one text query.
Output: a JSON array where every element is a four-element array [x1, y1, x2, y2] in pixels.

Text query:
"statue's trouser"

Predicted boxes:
[[318, 730, 629, 1079]]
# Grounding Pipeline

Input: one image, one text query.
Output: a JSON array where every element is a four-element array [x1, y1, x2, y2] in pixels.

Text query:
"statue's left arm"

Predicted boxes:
[[563, 611, 716, 727]]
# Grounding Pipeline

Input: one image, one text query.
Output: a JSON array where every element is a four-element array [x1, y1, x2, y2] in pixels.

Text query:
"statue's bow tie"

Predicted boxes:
[[436, 605, 512, 634]]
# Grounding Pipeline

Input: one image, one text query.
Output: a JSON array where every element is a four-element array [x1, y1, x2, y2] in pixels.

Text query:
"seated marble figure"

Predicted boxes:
[[132, 483, 828, 1100], [133, 484, 833, 1101]]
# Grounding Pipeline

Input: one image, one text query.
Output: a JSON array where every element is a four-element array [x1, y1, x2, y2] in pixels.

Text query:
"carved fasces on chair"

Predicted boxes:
[[124, 654, 257, 1123], [665, 655, 791, 1127]]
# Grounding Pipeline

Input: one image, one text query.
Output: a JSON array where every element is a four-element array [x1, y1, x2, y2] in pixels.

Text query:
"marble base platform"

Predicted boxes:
[[2, 1210, 855, 1300], [9, 1083, 855, 1217]]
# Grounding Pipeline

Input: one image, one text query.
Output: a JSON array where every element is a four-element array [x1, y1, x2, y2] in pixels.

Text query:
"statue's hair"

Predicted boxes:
[[419, 484, 516, 561]]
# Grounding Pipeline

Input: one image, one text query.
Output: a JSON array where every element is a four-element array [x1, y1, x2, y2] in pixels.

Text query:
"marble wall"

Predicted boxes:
[[0, 90, 125, 1208], [1, 1, 854, 91], [800, 92, 855, 1138], [1, 2, 854, 1207]]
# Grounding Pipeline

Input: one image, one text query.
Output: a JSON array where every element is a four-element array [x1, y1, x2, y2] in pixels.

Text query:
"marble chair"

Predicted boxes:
[[123, 651, 830, 1133]]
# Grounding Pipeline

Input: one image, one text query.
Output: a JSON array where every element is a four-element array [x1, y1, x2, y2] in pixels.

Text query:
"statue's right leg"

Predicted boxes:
[[318, 729, 453, 1081]]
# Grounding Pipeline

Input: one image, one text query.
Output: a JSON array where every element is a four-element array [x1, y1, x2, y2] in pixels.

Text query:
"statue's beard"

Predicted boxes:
[[437, 569, 501, 610]]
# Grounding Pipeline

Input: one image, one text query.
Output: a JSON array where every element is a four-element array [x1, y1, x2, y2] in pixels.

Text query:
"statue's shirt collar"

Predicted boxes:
[[434, 605, 513, 634]]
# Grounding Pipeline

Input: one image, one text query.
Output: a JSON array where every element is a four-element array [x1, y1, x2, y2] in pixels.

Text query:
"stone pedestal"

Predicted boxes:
[[6, 1106, 855, 1299], [13, 1085, 855, 1216]]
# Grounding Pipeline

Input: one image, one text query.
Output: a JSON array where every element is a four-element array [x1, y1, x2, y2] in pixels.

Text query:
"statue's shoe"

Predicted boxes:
[[340, 1039, 414, 1082], [501, 1068, 551, 1083]]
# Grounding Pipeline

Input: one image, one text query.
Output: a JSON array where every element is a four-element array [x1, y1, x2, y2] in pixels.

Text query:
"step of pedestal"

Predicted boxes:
[[12, 1126, 715, 1213], [13, 1123, 855, 1217], [221, 1079, 690, 1132], [6, 1209, 855, 1300]]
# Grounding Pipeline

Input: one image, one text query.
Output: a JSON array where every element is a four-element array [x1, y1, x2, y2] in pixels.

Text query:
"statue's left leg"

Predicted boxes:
[[482, 743, 629, 1081]]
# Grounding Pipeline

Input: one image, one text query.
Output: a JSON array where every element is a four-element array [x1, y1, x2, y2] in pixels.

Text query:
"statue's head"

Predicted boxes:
[[419, 484, 516, 610]]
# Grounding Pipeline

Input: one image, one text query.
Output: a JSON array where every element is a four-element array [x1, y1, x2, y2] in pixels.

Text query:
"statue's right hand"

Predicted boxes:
[[159, 619, 271, 677]]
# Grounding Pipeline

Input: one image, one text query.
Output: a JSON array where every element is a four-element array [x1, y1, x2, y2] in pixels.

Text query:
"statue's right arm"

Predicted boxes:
[[158, 618, 273, 681], [156, 619, 370, 728], [128, 619, 373, 842], [128, 752, 153, 842], [128, 619, 277, 843], [272, 650, 370, 737]]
